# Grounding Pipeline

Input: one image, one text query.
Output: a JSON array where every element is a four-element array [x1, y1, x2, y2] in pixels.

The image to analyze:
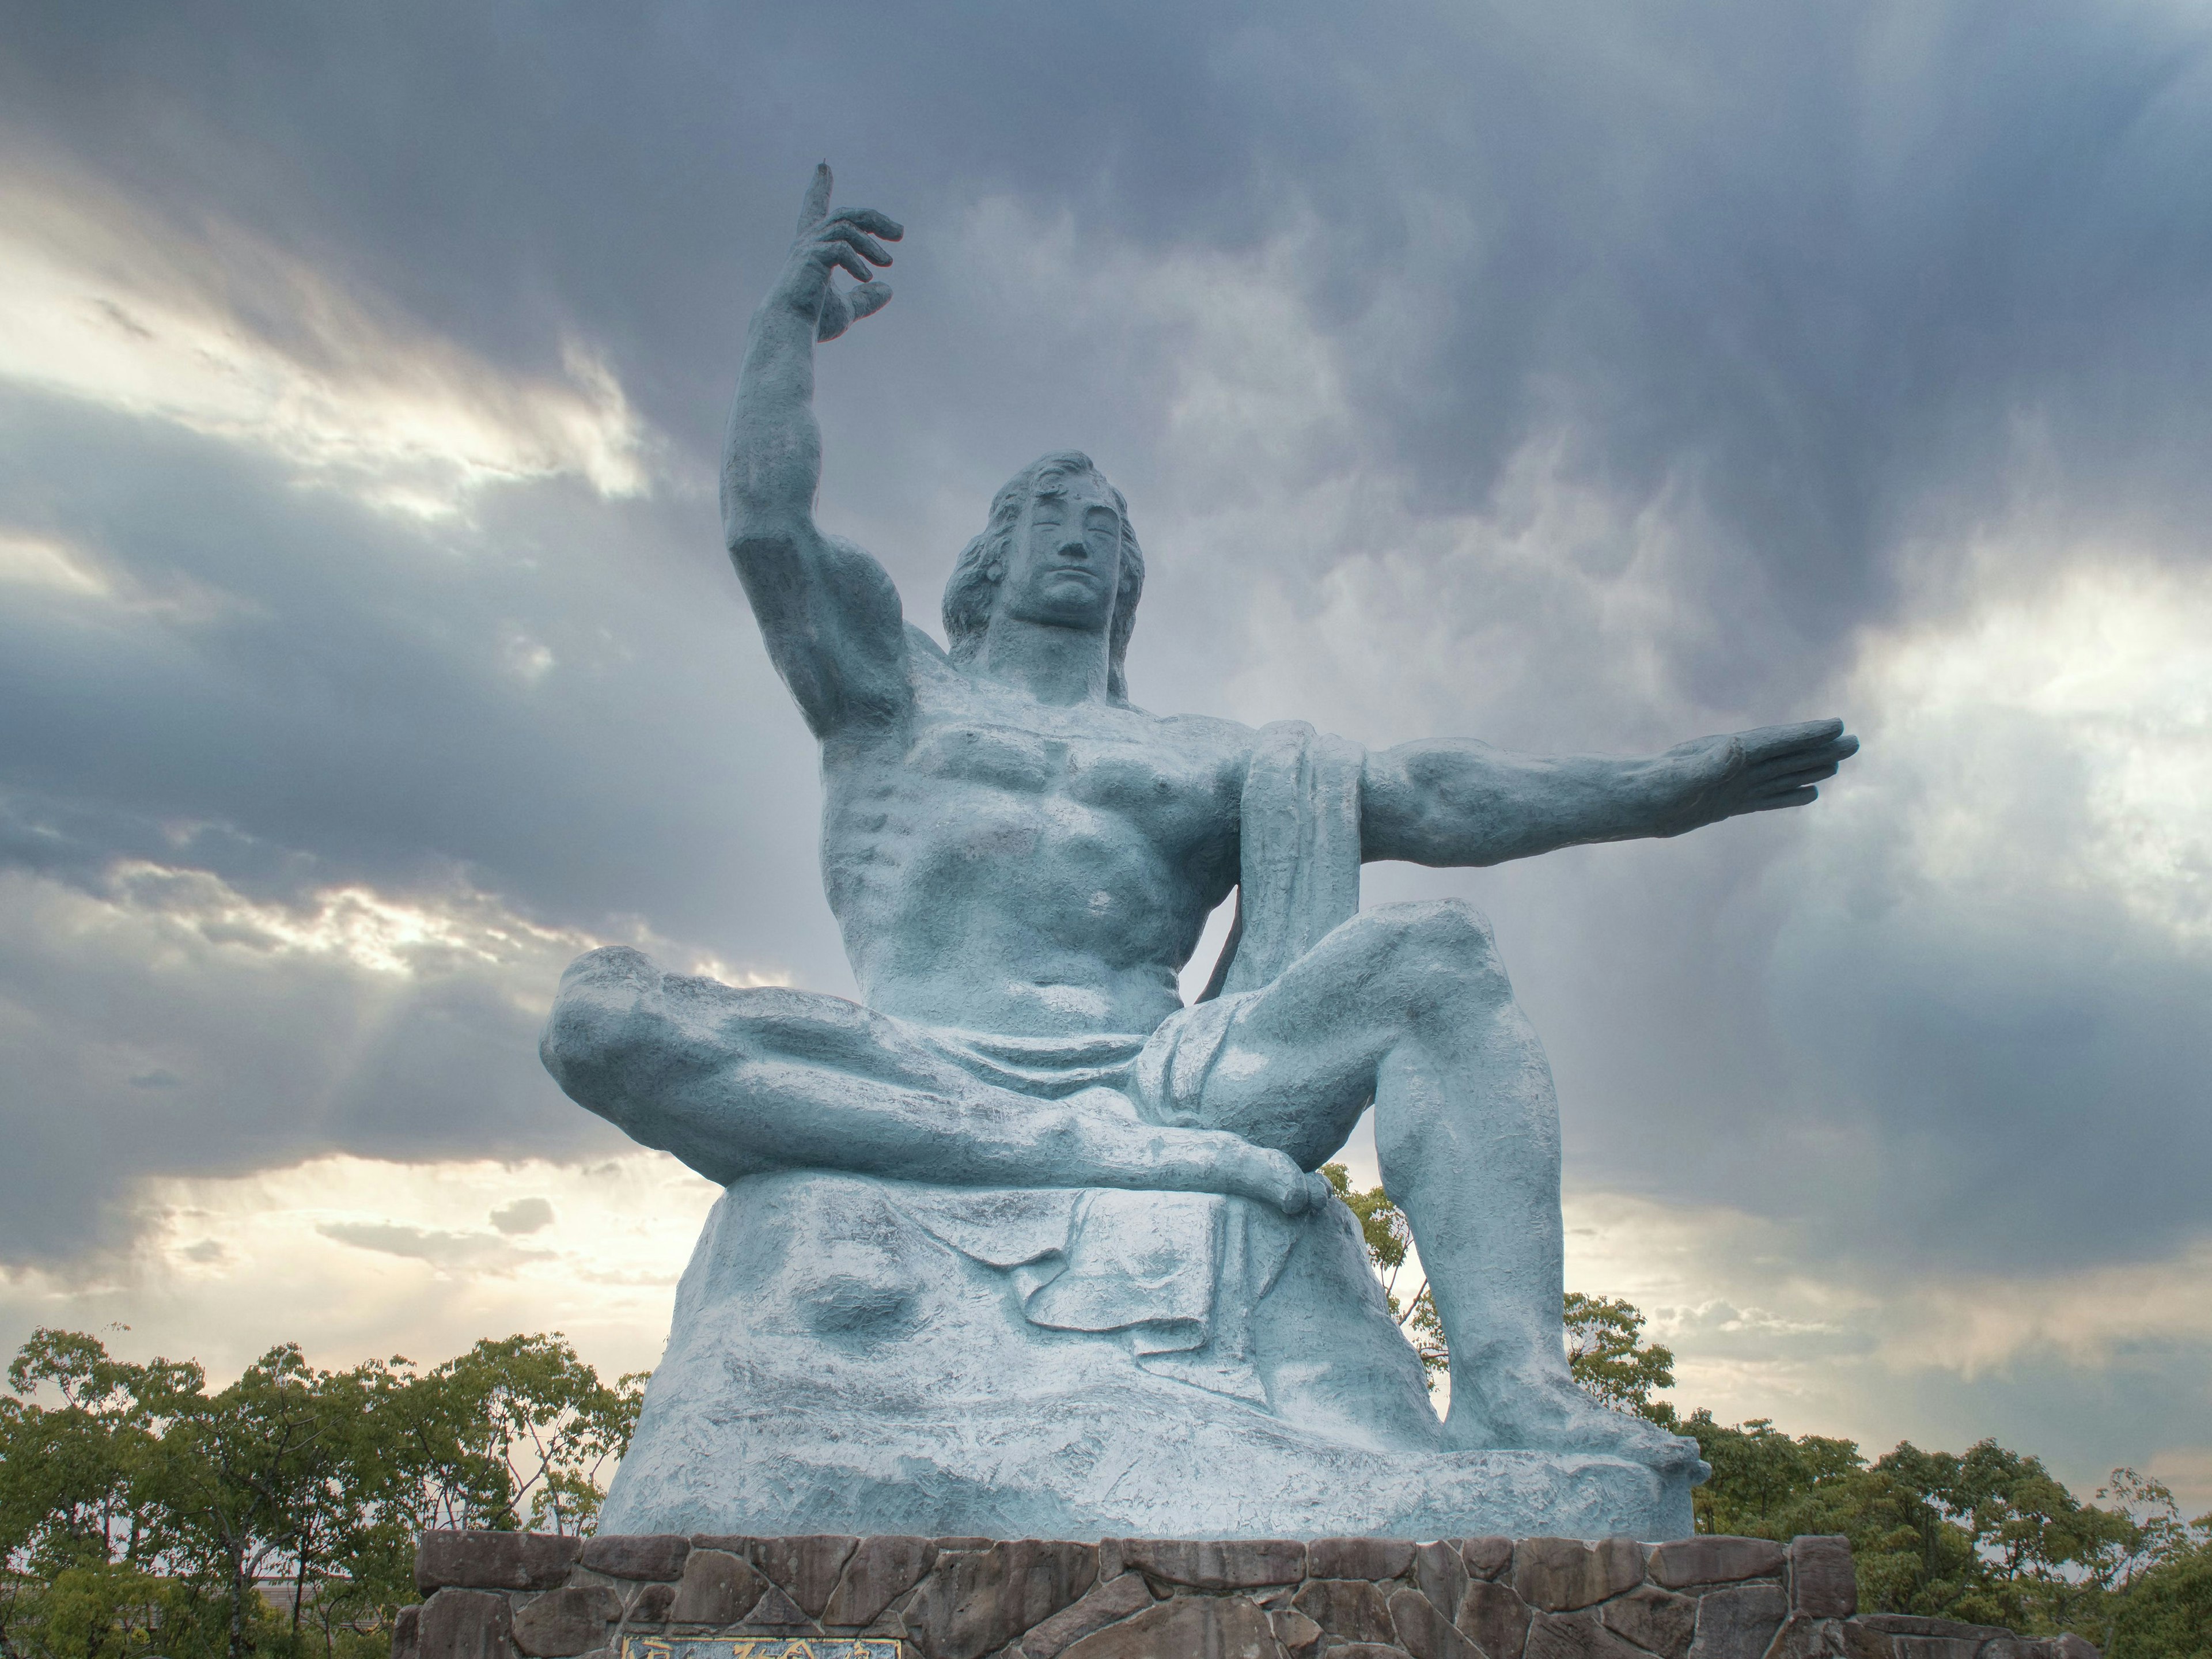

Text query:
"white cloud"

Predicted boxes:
[[0, 527, 112, 597], [0, 1153, 721, 1385], [1839, 554, 2212, 943], [0, 166, 654, 517]]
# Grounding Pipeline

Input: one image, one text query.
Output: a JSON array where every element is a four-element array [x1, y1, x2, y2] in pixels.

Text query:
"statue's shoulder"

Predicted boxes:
[[1144, 709, 1258, 780]]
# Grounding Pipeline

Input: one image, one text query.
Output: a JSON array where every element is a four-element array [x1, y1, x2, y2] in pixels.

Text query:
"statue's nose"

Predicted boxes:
[[1059, 535, 1089, 560]]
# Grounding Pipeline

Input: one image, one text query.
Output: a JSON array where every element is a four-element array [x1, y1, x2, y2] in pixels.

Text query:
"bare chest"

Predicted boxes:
[[823, 695, 1245, 880]]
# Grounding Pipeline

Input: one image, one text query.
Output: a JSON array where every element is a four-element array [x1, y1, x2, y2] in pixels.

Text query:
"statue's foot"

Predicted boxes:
[[1450, 1366, 1707, 1478]]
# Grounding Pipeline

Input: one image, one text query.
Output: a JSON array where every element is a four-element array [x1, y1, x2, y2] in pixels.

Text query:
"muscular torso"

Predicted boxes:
[[820, 627, 1251, 1037]]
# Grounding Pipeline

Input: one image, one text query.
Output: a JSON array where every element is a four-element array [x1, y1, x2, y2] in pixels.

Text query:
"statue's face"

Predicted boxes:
[[998, 472, 1123, 634]]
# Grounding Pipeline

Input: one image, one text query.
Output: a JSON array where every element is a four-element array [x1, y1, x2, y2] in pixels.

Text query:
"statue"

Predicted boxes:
[[542, 167, 1858, 1541]]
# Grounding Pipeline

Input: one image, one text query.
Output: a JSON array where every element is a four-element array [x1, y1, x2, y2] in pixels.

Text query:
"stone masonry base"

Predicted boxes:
[[393, 1531, 2104, 1659]]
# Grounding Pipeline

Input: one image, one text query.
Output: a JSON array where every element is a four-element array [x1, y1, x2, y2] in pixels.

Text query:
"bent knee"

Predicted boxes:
[[1363, 899, 1509, 1005]]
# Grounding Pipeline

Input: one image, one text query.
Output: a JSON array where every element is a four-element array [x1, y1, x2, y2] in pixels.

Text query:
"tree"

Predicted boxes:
[[1321, 1165, 1448, 1380], [0, 1329, 645, 1659], [1561, 1294, 1676, 1421]]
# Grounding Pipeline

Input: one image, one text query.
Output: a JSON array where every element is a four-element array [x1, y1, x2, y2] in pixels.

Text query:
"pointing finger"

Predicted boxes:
[[797, 162, 832, 232], [825, 206, 904, 240]]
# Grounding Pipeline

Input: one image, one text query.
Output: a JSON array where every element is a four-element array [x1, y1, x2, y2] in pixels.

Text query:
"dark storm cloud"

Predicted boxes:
[[1, 0, 2208, 1313]]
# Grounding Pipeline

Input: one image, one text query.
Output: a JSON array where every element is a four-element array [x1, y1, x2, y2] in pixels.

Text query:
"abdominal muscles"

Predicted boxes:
[[823, 775, 1210, 1038]]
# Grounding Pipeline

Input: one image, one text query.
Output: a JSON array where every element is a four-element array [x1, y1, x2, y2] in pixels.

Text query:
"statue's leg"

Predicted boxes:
[[540, 945, 1323, 1212], [1192, 902, 1699, 1472]]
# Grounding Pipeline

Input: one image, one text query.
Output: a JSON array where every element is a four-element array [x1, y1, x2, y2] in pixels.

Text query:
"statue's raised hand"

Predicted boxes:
[[778, 162, 903, 343], [1654, 717, 1861, 835]]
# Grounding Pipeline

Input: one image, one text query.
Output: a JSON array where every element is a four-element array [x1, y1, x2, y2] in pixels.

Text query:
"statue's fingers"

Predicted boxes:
[[824, 206, 904, 241], [1745, 742, 1852, 782], [1747, 785, 1819, 812], [821, 241, 874, 283], [1748, 765, 1837, 797], [816, 220, 895, 266], [797, 162, 833, 232], [1742, 717, 1847, 761], [843, 281, 893, 325], [815, 287, 853, 343]]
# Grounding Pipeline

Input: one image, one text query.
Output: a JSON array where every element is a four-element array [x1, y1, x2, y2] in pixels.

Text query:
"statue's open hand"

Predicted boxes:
[[1657, 717, 1859, 835], [781, 162, 903, 342]]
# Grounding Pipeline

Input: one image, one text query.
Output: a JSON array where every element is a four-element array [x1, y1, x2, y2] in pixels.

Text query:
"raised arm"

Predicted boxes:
[[1360, 718, 1859, 866], [723, 165, 910, 737]]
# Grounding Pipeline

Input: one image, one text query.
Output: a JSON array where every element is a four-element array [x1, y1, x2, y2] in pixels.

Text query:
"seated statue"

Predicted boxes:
[[541, 166, 1858, 1541]]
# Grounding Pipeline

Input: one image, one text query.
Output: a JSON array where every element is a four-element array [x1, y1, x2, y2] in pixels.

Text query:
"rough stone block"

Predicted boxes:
[[1600, 1585, 1698, 1659], [417, 1589, 513, 1659], [1513, 1539, 1645, 1612], [1886, 1639, 1979, 1659], [391, 1604, 421, 1659], [738, 1583, 812, 1631], [513, 1586, 623, 1657], [417, 1531, 584, 1594], [1295, 1579, 1400, 1646], [1687, 1583, 1789, 1659], [627, 1583, 676, 1623], [1271, 1606, 1325, 1659], [1839, 1623, 1893, 1659], [1416, 1541, 1473, 1623], [1118, 1539, 1306, 1589], [750, 1535, 860, 1618], [689, 1535, 757, 1558], [579, 1535, 691, 1582], [1789, 1539, 1856, 1619], [2052, 1637, 2100, 1659], [1059, 1594, 1279, 1659], [1526, 1611, 1652, 1659], [903, 1540, 1097, 1659], [1331, 1647, 1415, 1659], [667, 1548, 770, 1624], [1017, 1572, 1154, 1658], [934, 1537, 996, 1551], [1392, 1586, 1485, 1659], [1764, 1613, 1847, 1659], [1311, 1538, 1417, 1581], [1650, 1540, 1786, 1592], [823, 1535, 938, 1628], [1463, 1539, 1517, 1581], [1459, 1577, 1534, 1659]]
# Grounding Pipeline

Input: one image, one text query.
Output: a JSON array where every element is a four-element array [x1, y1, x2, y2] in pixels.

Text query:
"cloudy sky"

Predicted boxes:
[[3, 1, 2209, 1512]]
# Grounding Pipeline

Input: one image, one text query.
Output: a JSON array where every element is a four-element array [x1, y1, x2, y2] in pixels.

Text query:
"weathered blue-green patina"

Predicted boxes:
[[541, 166, 1858, 1540]]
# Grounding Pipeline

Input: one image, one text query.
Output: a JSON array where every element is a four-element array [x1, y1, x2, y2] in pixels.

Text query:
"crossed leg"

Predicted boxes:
[[540, 945, 1327, 1213], [1192, 899, 1700, 1473]]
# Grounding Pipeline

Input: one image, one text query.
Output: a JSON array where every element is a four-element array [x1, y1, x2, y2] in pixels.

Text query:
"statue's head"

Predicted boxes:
[[943, 452, 1146, 700]]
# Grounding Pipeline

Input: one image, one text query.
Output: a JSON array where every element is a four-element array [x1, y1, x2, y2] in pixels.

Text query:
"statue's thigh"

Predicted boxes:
[[1187, 985, 1391, 1171], [1187, 900, 1505, 1167]]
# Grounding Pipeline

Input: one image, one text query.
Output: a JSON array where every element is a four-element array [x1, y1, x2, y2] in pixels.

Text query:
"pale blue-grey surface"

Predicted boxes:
[[543, 167, 1858, 1540]]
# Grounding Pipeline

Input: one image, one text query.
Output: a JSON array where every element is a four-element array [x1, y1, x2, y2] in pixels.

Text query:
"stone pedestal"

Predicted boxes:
[[395, 1530, 2101, 1659]]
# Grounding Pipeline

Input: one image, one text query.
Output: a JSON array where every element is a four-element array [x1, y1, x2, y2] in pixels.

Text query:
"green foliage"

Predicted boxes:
[[0, 1328, 643, 1659], [1313, 1189, 2211, 1659], [1673, 1414, 2212, 1654], [1321, 1165, 1446, 1380], [1561, 1293, 1676, 1420]]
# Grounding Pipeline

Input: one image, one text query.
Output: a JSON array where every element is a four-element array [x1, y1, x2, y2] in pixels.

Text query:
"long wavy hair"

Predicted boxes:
[[941, 451, 1146, 702]]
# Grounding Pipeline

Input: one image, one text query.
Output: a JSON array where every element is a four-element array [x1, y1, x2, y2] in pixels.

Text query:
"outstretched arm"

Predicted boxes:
[[1361, 718, 1859, 866], [724, 165, 910, 737]]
